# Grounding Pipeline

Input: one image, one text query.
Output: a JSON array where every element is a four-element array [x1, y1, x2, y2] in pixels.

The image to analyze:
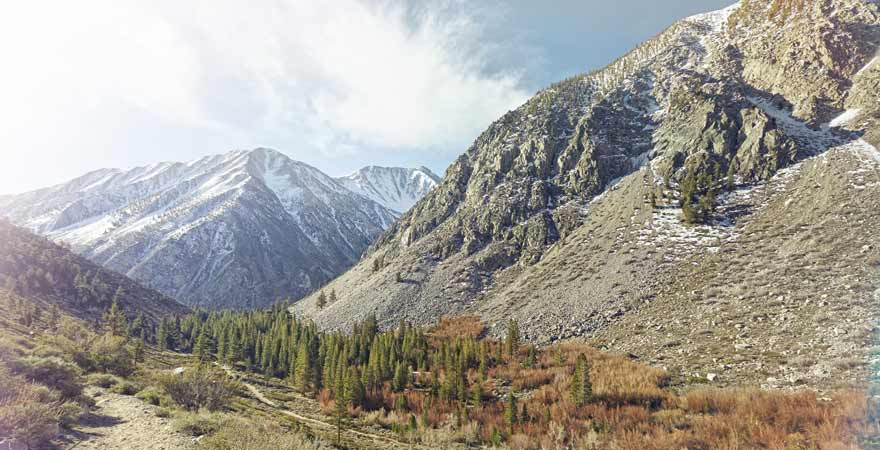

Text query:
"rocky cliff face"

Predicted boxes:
[[295, 0, 880, 388], [0, 149, 398, 309], [336, 166, 440, 214]]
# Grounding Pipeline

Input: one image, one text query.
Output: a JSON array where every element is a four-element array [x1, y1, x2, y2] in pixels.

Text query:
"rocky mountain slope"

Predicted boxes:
[[0, 220, 187, 322], [336, 166, 440, 214], [295, 0, 880, 388], [0, 149, 398, 309]]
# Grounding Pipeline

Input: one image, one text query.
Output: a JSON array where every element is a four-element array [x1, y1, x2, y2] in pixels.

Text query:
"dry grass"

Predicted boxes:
[[428, 315, 486, 339], [321, 333, 879, 449]]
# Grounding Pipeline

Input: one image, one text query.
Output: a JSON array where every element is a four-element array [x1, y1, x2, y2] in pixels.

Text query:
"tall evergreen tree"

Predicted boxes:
[[504, 392, 518, 434], [193, 328, 215, 363], [157, 319, 170, 350], [294, 339, 313, 394], [393, 361, 408, 392], [317, 291, 327, 310], [346, 367, 365, 408], [505, 319, 520, 358], [570, 354, 592, 406], [333, 375, 349, 445], [102, 297, 128, 337]]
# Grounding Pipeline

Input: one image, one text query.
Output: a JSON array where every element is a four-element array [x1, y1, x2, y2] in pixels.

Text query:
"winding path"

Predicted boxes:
[[224, 367, 424, 449]]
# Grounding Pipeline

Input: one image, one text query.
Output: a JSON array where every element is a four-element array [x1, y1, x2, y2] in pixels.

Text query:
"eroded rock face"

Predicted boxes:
[[725, 0, 880, 122], [296, 1, 880, 388], [357, 0, 876, 273]]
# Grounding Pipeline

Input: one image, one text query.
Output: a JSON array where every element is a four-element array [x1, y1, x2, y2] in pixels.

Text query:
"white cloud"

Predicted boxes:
[[0, 0, 530, 193]]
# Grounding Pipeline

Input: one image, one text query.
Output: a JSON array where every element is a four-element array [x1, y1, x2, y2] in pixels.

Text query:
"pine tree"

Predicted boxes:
[[570, 354, 592, 406], [393, 361, 408, 392], [333, 375, 349, 445], [157, 319, 169, 350], [504, 392, 518, 434], [479, 341, 489, 378], [329, 289, 337, 304], [472, 375, 483, 407], [682, 200, 699, 224], [226, 329, 241, 363], [570, 363, 583, 405], [102, 297, 128, 337], [505, 319, 520, 358], [346, 367, 364, 408], [294, 339, 312, 394], [317, 291, 327, 310], [525, 346, 536, 368], [129, 313, 145, 341], [395, 393, 407, 411], [132, 339, 145, 364], [193, 328, 215, 363]]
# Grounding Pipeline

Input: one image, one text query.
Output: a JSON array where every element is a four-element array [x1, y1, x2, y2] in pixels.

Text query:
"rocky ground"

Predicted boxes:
[[61, 387, 194, 450]]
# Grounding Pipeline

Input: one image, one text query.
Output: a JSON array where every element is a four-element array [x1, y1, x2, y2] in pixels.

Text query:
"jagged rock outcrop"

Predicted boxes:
[[295, 0, 880, 388]]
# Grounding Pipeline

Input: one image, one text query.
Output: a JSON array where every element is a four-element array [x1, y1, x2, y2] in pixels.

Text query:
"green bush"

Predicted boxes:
[[10, 356, 83, 399], [86, 372, 122, 388], [57, 401, 87, 427], [158, 366, 238, 411], [0, 387, 61, 449], [135, 387, 163, 406], [110, 380, 142, 396], [200, 416, 330, 450], [89, 335, 136, 377], [172, 410, 231, 436]]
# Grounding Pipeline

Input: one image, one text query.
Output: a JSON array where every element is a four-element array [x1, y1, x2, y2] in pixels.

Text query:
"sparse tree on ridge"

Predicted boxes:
[[317, 291, 327, 310]]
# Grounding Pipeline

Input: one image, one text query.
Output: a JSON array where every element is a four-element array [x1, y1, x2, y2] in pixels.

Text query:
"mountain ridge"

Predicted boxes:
[[293, 0, 880, 388], [0, 219, 188, 323], [0, 148, 434, 309], [336, 165, 440, 214]]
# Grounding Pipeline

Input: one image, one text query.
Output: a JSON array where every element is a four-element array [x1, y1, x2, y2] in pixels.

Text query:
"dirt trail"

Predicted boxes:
[[228, 368, 423, 449], [65, 387, 194, 450]]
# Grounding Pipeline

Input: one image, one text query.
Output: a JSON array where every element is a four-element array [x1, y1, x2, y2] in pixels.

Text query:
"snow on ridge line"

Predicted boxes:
[[856, 56, 878, 77], [852, 139, 880, 165], [685, 1, 741, 31], [829, 108, 862, 127]]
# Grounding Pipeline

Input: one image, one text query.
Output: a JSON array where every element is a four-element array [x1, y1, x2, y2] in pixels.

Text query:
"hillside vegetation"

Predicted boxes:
[[162, 309, 879, 449], [0, 220, 187, 324]]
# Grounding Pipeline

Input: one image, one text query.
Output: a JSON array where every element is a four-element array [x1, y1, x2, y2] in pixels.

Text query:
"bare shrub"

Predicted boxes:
[[158, 365, 238, 411], [200, 415, 331, 450], [0, 386, 61, 449], [173, 410, 231, 436], [9, 356, 83, 399]]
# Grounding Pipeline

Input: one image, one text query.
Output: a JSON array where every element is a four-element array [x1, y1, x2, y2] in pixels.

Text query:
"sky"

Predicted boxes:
[[0, 0, 732, 195]]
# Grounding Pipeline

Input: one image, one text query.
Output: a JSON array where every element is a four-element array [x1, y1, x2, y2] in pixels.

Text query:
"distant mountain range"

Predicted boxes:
[[0, 149, 438, 309], [337, 166, 440, 215]]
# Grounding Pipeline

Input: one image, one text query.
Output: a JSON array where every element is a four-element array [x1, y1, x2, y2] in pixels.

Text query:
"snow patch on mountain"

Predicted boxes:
[[0, 148, 402, 309], [337, 166, 440, 214]]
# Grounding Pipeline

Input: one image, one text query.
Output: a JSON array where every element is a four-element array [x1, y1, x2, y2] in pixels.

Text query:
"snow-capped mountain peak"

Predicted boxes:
[[337, 165, 440, 214], [0, 148, 410, 309]]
